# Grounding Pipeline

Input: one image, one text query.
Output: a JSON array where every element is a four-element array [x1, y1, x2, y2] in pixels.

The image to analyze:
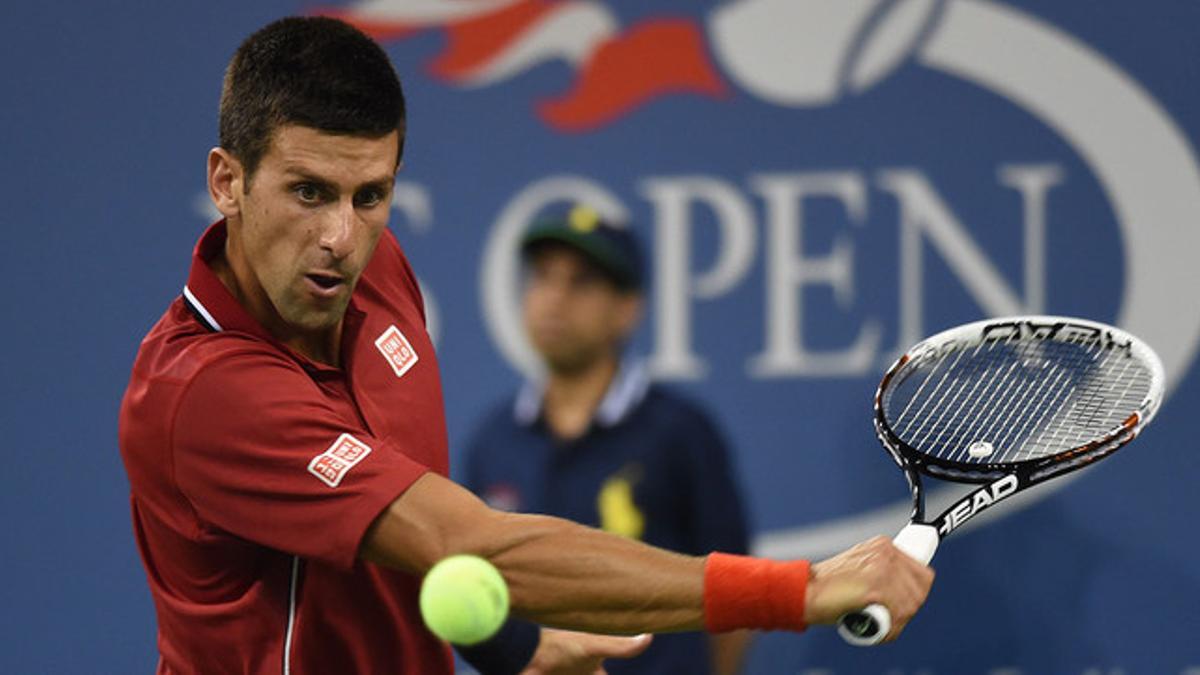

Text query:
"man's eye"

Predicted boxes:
[[356, 189, 385, 208], [295, 184, 321, 202]]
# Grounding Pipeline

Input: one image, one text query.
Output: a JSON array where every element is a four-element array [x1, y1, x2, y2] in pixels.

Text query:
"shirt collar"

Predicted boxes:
[[513, 357, 651, 429], [180, 219, 358, 374], [182, 220, 273, 339]]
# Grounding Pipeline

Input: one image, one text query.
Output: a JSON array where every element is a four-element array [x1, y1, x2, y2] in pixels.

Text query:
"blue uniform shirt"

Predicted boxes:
[[463, 361, 750, 675]]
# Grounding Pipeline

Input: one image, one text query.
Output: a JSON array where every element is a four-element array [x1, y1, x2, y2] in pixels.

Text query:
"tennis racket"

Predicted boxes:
[[837, 315, 1164, 646]]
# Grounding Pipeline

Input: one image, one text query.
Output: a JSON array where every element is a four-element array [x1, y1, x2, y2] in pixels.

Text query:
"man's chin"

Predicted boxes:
[[542, 352, 601, 376], [279, 303, 348, 333]]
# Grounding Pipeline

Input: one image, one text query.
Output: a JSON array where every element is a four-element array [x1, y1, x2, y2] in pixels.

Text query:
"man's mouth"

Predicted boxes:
[[305, 272, 346, 297]]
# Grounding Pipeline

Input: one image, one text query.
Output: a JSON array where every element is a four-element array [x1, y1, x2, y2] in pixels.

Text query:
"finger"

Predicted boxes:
[[589, 633, 652, 658], [885, 601, 919, 642], [887, 575, 932, 641], [885, 615, 908, 642], [902, 562, 934, 607], [895, 567, 927, 608]]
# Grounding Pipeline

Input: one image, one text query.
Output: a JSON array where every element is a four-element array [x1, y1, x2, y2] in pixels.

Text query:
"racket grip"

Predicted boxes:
[[836, 523, 939, 646]]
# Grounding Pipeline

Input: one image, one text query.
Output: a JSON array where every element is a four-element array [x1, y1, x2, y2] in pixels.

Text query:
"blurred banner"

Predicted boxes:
[[4, 1, 1199, 672]]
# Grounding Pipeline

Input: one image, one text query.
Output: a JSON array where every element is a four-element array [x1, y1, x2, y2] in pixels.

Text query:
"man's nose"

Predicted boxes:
[[319, 200, 356, 259]]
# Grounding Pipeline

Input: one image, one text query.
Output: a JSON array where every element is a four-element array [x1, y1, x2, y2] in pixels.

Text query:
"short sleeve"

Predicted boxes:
[[172, 345, 429, 570]]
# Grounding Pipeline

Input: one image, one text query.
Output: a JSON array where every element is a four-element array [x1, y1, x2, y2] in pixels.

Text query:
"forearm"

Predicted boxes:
[[362, 472, 930, 641], [363, 472, 705, 634], [484, 510, 705, 633]]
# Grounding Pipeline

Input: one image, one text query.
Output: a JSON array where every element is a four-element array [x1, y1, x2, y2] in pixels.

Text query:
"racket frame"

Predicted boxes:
[[838, 315, 1163, 645]]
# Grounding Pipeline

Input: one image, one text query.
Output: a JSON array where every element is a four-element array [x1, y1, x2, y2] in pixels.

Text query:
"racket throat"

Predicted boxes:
[[935, 473, 1021, 536]]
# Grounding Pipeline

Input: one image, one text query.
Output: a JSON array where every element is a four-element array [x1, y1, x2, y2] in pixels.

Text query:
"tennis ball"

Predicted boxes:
[[419, 555, 510, 645]]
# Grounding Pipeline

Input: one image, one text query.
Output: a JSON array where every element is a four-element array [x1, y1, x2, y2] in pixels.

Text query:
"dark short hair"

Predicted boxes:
[[219, 16, 406, 182]]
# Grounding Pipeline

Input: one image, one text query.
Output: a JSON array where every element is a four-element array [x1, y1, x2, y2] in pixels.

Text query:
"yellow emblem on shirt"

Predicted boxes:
[[597, 469, 645, 540]]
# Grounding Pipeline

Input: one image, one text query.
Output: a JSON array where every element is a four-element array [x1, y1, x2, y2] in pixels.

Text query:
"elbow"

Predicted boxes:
[[360, 473, 509, 574]]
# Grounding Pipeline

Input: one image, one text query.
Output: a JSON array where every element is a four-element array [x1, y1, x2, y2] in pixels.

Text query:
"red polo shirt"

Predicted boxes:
[[119, 221, 454, 674]]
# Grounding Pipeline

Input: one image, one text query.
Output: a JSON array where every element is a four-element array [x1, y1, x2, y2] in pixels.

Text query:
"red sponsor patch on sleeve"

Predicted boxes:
[[374, 325, 419, 378], [307, 433, 374, 488]]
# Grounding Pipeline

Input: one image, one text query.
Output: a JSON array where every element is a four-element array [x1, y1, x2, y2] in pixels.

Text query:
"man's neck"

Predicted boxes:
[[212, 243, 343, 367], [542, 356, 620, 442]]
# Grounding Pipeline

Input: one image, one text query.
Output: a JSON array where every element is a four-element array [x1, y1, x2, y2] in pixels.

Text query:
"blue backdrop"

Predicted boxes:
[[4, 1, 1199, 672]]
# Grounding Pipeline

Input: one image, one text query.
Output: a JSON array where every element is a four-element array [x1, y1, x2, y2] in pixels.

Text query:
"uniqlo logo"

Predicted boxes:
[[374, 325, 419, 378], [329, 439, 369, 463], [307, 434, 373, 488]]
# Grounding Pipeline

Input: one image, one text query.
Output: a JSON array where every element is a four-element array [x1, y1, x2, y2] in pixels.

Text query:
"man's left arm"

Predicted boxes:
[[520, 629, 651, 675]]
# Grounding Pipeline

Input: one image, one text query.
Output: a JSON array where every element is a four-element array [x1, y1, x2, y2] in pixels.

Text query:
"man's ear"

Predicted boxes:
[[616, 293, 644, 341], [207, 147, 244, 219]]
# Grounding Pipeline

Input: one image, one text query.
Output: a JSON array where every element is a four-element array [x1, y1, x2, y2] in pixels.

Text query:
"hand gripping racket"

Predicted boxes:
[[837, 316, 1163, 646]]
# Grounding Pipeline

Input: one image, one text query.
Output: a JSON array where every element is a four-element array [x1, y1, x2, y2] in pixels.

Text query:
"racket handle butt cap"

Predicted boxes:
[[837, 603, 891, 646]]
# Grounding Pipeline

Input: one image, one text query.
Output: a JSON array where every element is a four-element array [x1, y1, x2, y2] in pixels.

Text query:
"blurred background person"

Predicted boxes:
[[464, 205, 754, 675]]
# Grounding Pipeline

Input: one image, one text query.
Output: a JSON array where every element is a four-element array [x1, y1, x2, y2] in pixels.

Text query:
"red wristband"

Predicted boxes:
[[703, 553, 810, 633]]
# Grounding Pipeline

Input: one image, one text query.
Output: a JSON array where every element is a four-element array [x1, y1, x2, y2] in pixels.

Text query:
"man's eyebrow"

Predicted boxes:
[[358, 176, 395, 192], [280, 168, 393, 191], [281, 168, 332, 185]]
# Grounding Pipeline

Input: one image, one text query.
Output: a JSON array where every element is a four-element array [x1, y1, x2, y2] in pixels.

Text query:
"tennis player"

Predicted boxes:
[[118, 16, 933, 675]]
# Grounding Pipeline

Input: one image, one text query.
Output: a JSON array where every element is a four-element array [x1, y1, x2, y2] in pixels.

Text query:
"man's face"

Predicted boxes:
[[223, 125, 398, 335], [522, 246, 641, 374]]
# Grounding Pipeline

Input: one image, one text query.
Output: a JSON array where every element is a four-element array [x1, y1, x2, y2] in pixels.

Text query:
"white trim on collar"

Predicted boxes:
[[513, 358, 651, 429], [513, 378, 544, 426], [595, 359, 650, 427], [182, 285, 223, 332]]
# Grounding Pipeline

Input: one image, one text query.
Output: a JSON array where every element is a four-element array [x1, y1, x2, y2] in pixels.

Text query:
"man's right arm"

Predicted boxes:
[[171, 349, 931, 640], [361, 471, 933, 640]]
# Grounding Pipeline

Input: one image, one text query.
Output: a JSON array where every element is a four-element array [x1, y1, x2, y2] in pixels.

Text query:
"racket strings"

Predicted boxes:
[[927, 344, 1028, 461], [945, 355, 1056, 464], [894, 339, 989, 444], [1029, 345, 1146, 454], [884, 334, 1154, 464], [991, 357, 1082, 463]]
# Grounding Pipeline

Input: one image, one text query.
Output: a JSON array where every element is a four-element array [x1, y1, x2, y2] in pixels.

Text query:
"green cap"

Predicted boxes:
[[520, 205, 644, 290]]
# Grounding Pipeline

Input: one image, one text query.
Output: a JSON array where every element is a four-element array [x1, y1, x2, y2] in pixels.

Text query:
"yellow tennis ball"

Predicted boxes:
[[419, 555, 510, 645]]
